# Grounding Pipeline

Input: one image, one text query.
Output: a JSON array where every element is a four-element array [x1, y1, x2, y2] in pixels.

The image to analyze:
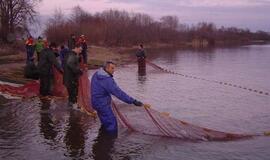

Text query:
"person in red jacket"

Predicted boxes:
[[25, 36, 35, 63]]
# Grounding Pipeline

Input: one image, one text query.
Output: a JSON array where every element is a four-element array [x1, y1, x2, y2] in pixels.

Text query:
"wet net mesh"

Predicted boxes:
[[0, 64, 268, 140], [112, 103, 251, 141], [52, 66, 95, 115]]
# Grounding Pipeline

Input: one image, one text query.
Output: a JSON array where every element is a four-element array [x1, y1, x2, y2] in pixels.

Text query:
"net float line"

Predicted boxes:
[[146, 60, 269, 96]]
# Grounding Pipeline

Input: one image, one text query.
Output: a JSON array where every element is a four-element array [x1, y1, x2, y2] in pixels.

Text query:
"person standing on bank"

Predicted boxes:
[[35, 36, 44, 62], [77, 35, 88, 64], [25, 36, 35, 63], [38, 42, 63, 96], [136, 44, 146, 75], [59, 45, 69, 68], [67, 34, 76, 51], [91, 61, 144, 136], [63, 44, 83, 108]]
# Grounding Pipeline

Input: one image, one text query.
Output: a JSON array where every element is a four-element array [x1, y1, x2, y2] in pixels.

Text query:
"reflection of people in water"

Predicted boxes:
[[39, 98, 57, 141], [137, 74, 147, 84], [64, 111, 86, 157], [92, 127, 116, 160]]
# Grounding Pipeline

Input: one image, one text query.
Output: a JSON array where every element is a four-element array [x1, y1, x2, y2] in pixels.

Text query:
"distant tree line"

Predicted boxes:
[[43, 6, 270, 46]]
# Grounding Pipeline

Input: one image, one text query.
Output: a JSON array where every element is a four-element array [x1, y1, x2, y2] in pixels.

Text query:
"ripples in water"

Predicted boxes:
[[1, 45, 270, 159]]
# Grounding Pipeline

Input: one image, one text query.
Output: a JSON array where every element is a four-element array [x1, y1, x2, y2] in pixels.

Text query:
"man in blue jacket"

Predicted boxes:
[[91, 61, 143, 135]]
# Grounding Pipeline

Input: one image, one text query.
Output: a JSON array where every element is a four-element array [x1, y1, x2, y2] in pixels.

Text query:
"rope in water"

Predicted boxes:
[[146, 60, 269, 96]]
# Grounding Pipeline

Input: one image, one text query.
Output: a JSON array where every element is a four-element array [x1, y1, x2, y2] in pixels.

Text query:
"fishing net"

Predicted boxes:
[[77, 65, 96, 115], [112, 103, 251, 141], [0, 66, 94, 115], [0, 63, 268, 141], [0, 81, 39, 98], [146, 60, 270, 96], [51, 66, 95, 115], [52, 67, 67, 97]]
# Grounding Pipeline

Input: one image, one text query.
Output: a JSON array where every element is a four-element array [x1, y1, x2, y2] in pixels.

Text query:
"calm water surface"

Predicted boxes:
[[0, 44, 270, 160]]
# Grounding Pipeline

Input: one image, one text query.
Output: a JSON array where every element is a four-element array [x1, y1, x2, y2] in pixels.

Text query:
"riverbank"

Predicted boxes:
[[0, 41, 269, 84], [0, 44, 139, 84]]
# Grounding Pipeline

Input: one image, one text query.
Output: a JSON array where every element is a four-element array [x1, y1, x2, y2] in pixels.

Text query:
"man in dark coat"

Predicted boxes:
[[136, 44, 146, 75], [136, 44, 146, 58], [24, 57, 39, 80], [91, 61, 144, 135], [67, 34, 76, 51], [63, 44, 83, 108], [59, 45, 69, 68], [38, 42, 63, 96]]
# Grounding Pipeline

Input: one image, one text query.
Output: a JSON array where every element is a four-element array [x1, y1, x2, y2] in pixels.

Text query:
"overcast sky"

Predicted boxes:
[[36, 0, 270, 32]]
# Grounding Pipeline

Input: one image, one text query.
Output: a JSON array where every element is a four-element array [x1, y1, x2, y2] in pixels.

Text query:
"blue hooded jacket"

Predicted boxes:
[[91, 68, 135, 109], [91, 68, 136, 134]]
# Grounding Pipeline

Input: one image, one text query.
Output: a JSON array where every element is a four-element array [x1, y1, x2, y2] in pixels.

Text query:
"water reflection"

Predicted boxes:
[[137, 75, 147, 85], [147, 47, 216, 65], [39, 99, 57, 141], [1, 44, 270, 160], [147, 47, 179, 63], [137, 59, 146, 76], [137, 57, 147, 86], [92, 127, 116, 160], [64, 110, 86, 158], [0, 98, 23, 159], [192, 47, 216, 62]]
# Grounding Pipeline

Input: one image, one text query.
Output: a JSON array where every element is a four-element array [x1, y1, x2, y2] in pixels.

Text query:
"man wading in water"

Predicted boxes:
[[38, 42, 63, 96], [136, 44, 146, 76], [91, 61, 145, 136], [63, 44, 83, 109]]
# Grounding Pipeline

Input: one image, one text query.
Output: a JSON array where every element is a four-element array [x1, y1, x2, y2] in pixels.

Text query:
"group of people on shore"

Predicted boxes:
[[24, 34, 88, 65], [25, 34, 88, 108], [24, 34, 147, 136]]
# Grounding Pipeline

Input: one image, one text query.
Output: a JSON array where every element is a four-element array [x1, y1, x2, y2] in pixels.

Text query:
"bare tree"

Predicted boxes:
[[70, 5, 91, 24], [44, 8, 270, 47], [0, 0, 41, 42], [44, 8, 69, 43], [160, 15, 178, 30], [47, 8, 65, 26]]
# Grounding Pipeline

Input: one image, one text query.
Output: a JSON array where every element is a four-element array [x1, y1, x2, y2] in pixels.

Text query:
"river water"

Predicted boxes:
[[0, 44, 270, 160]]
